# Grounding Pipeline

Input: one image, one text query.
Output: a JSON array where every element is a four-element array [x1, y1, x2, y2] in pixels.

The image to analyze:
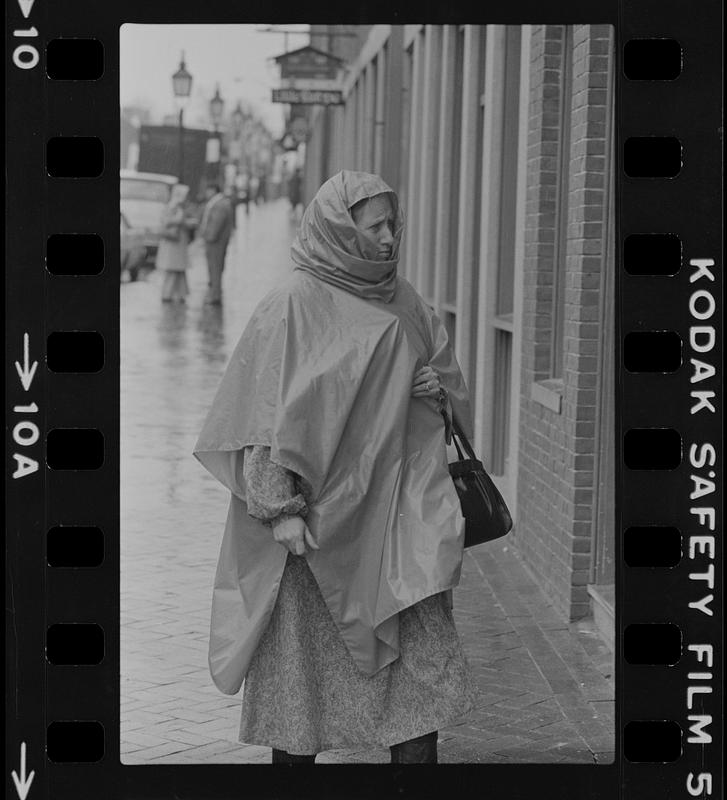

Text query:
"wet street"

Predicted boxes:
[[121, 198, 614, 765]]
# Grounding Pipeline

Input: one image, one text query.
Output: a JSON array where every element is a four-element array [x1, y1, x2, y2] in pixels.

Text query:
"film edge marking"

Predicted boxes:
[[11, 0, 39, 70], [12, 332, 40, 479], [687, 258, 717, 416], [10, 741, 35, 800], [683, 254, 719, 797]]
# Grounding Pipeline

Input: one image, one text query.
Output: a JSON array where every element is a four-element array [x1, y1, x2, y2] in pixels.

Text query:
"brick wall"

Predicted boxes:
[[515, 24, 613, 620]]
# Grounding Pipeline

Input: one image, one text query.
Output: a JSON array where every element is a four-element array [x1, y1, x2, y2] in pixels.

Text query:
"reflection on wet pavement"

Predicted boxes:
[[121, 200, 300, 764]]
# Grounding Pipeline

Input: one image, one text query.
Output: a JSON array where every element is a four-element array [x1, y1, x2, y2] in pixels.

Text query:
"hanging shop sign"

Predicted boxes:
[[273, 45, 344, 81], [280, 77, 341, 91], [272, 88, 343, 105]]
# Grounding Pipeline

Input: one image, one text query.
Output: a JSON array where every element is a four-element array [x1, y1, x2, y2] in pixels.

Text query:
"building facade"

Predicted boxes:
[[302, 24, 615, 643]]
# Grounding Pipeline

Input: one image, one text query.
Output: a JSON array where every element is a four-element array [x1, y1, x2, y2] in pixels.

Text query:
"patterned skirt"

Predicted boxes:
[[239, 553, 478, 755]]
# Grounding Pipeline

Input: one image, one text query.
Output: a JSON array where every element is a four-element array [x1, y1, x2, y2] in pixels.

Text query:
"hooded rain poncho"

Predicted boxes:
[[194, 171, 474, 694]]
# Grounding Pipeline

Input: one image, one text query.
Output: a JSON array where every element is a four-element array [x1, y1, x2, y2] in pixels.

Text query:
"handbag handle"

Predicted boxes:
[[450, 412, 478, 462]]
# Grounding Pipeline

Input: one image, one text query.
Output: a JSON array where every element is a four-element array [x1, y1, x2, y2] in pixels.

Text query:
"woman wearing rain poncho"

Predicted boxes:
[[194, 170, 478, 764]]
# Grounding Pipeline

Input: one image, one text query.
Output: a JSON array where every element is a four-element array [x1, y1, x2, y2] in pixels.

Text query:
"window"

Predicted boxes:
[[399, 42, 414, 277], [468, 26, 486, 367], [364, 61, 376, 171], [373, 46, 387, 174], [551, 26, 574, 378], [420, 26, 443, 303], [455, 25, 486, 389], [494, 26, 522, 320], [356, 76, 366, 169], [404, 31, 425, 282], [490, 25, 522, 476], [445, 26, 465, 308]]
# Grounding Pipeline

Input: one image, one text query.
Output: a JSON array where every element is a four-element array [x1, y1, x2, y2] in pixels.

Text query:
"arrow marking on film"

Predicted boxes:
[[18, 0, 35, 18], [14, 333, 37, 392], [11, 742, 35, 800]]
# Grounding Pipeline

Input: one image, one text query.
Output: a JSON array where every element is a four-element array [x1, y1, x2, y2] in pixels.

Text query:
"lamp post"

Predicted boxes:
[[171, 52, 193, 184], [209, 84, 225, 131], [208, 85, 225, 184], [230, 101, 245, 182], [231, 101, 244, 133]]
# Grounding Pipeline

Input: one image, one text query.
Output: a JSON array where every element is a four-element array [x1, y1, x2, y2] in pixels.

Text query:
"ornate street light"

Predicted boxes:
[[231, 101, 244, 132], [172, 52, 193, 100], [206, 85, 225, 185], [209, 84, 225, 130], [172, 52, 193, 184]]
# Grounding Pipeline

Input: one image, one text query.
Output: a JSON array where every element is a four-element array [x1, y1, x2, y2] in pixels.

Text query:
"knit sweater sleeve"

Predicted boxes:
[[242, 445, 309, 527]]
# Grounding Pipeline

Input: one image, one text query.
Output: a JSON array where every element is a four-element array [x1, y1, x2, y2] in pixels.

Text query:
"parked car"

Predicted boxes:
[[120, 211, 147, 281], [120, 169, 178, 266]]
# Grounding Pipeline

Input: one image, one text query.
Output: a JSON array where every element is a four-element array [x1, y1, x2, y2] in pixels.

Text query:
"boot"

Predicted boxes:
[[389, 731, 438, 764], [271, 748, 316, 764]]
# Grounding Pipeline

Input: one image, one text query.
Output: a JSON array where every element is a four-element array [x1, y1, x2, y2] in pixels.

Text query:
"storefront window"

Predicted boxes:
[[494, 26, 522, 319], [445, 26, 465, 307]]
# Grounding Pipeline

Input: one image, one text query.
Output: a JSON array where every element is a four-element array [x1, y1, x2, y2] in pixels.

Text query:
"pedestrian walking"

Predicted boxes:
[[199, 183, 234, 305], [224, 186, 238, 230], [249, 174, 260, 206], [157, 183, 192, 303], [194, 170, 478, 765], [257, 172, 267, 204], [235, 172, 251, 217], [287, 167, 302, 216]]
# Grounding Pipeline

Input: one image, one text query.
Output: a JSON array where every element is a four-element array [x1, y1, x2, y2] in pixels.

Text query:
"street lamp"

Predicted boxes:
[[209, 85, 225, 131], [232, 101, 244, 132], [207, 85, 225, 185], [172, 52, 193, 184], [229, 101, 246, 180]]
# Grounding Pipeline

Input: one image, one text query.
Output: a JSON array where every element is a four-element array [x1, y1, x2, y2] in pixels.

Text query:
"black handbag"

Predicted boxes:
[[448, 415, 513, 548]]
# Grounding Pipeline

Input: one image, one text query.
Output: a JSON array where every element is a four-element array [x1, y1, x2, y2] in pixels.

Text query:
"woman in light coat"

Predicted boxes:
[[158, 183, 192, 303], [195, 171, 478, 764]]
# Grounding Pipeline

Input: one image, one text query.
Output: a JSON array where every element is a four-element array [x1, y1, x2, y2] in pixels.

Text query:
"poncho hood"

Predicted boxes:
[[290, 170, 403, 302]]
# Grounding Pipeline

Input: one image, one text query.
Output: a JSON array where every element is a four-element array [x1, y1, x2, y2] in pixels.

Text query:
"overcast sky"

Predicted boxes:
[[120, 24, 310, 137]]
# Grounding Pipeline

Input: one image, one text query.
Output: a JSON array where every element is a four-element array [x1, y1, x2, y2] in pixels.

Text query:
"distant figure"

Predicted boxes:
[[158, 184, 192, 303], [224, 186, 239, 230], [249, 174, 260, 206], [288, 168, 303, 214], [257, 173, 267, 204], [199, 183, 234, 305], [235, 172, 251, 217]]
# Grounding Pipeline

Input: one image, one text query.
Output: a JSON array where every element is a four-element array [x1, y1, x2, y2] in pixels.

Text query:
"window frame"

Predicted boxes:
[[550, 25, 574, 379]]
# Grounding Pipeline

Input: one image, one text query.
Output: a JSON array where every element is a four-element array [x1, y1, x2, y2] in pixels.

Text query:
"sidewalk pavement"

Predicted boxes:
[[120, 199, 614, 766]]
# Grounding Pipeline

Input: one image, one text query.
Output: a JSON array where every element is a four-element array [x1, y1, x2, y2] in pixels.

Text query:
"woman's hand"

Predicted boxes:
[[272, 515, 319, 556], [411, 364, 442, 400]]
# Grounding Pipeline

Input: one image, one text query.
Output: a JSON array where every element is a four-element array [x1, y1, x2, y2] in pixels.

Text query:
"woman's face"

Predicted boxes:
[[352, 194, 395, 261]]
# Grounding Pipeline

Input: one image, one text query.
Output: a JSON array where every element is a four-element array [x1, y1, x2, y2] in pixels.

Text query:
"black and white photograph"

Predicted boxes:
[[120, 23, 616, 766]]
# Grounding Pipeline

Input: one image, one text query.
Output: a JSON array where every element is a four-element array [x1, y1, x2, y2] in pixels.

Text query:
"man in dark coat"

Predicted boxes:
[[200, 183, 235, 304], [288, 168, 302, 213]]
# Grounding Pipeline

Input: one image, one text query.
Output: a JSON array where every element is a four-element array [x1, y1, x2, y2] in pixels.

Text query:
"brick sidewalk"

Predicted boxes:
[[121, 534, 613, 765], [121, 200, 614, 766]]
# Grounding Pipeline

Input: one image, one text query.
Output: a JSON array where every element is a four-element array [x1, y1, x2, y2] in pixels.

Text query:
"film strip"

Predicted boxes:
[[618, 2, 722, 794], [5, 1, 722, 798]]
